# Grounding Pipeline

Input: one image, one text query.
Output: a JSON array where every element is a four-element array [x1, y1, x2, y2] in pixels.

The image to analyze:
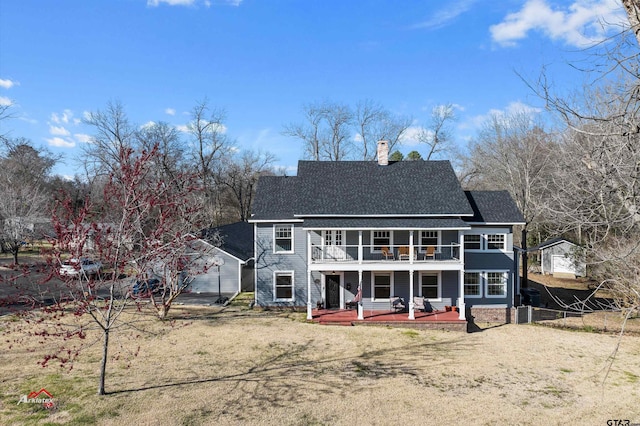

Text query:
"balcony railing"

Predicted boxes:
[[310, 244, 460, 263]]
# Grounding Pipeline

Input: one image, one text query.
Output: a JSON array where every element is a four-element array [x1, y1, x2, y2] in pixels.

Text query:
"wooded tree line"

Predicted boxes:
[[0, 100, 276, 262]]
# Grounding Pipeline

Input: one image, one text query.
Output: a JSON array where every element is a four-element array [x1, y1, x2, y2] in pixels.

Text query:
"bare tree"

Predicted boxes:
[[465, 111, 556, 232], [82, 100, 137, 180], [187, 100, 231, 226], [354, 99, 411, 160], [216, 150, 276, 222], [418, 104, 457, 160], [622, 0, 640, 45], [283, 102, 326, 161], [0, 139, 57, 264], [284, 100, 354, 161]]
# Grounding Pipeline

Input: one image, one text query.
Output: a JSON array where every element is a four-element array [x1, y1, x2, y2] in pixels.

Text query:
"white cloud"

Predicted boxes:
[[50, 109, 75, 124], [49, 125, 70, 136], [463, 101, 543, 131], [490, 0, 626, 48], [74, 133, 92, 143], [412, 0, 477, 30], [46, 137, 76, 148], [175, 124, 189, 133], [0, 96, 13, 106], [165, 108, 176, 116], [140, 120, 156, 129], [0, 78, 17, 89]]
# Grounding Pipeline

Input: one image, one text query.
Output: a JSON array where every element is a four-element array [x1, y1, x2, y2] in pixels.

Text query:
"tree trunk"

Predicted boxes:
[[622, 0, 640, 46], [98, 328, 109, 395], [12, 247, 19, 265]]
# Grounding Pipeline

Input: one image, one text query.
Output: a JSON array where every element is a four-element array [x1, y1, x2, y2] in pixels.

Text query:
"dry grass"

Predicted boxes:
[[1, 304, 640, 425]]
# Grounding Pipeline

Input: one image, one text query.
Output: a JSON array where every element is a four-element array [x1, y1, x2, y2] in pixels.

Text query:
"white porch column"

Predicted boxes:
[[358, 230, 363, 264], [408, 269, 415, 320], [457, 231, 466, 320], [409, 230, 414, 265], [307, 230, 313, 320], [357, 269, 364, 320]]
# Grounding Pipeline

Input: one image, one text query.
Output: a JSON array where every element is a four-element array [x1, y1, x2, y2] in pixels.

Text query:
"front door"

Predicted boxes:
[[325, 274, 341, 309]]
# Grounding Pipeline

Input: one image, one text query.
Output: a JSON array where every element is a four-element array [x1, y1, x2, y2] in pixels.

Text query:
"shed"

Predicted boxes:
[[189, 222, 254, 295], [532, 238, 586, 278]]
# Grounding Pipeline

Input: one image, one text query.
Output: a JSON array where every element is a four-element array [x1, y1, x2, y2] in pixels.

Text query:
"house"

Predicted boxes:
[[188, 222, 255, 296], [531, 237, 586, 279], [249, 141, 525, 322]]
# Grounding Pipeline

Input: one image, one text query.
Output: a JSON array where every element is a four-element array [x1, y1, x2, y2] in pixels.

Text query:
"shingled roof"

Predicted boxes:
[[294, 160, 473, 216], [252, 161, 524, 225], [251, 175, 299, 220], [464, 191, 526, 224]]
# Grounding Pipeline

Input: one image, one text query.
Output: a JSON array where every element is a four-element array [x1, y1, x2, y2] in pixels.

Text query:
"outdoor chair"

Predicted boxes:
[[413, 296, 426, 312], [390, 296, 406, 312], [398, 246, 413, 261], [381, 246, 395, 260], [424, 245, 436, 260], [345, 287, 362, 309]]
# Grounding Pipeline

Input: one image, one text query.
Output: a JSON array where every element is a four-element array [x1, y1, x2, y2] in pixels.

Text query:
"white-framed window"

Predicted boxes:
[[420, 272, 441, 300], [273, 271, 294, 301], [371, 231, 392, 252], [464, 234, 481, 250], [273, 224, 294, 253], [486, 271, 508, 297], [464, 272, 482, 298], [420, 230, 440, 252], [372, 272, 393, 300], [463, 232, 508, 251], [486, 234, 506, 251], [463, 270, 509, 298]]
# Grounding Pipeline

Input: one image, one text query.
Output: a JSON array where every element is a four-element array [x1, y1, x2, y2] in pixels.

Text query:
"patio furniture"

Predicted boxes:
[[345, 287, 362, 309], [413, 296, 425, 312], [390, 296, 406, 312], [398, 246, 414, 261], [381, 246, 395, 260], [424, 245, 435, 260]]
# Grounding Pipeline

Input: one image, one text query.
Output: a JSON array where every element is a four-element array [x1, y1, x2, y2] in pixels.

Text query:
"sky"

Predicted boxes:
[[0, 0, 630, 178]]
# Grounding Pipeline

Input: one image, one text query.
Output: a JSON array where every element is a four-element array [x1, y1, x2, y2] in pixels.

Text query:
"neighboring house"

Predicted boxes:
[[532, 238, 586, 279], [189, 222, 255, 295], [249, 141, 525, 321]]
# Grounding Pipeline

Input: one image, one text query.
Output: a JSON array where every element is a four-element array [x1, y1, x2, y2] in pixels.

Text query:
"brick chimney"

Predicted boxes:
[[377, 140, 389, 166]]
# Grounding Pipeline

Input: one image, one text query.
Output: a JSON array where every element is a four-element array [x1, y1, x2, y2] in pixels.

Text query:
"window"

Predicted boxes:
[[464, 272, 481, 297], [274, 271, 294, 300], [274, 225, 293, 253], [372, 272, 392, 300], [486, 234, 506, 250], [486, 272, 507, 297], [463, 233, 508, 251], [464, 234, 481, 250], [372, 231, 391, 252], [420, 231, 440, 252], [420, 273, 440, 299]]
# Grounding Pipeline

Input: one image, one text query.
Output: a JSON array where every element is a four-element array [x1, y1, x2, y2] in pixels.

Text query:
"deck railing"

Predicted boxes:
[[310, 244, 460, 263]]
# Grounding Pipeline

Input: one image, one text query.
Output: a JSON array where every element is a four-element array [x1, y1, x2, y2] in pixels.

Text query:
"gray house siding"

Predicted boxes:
[[463, 251, 515, 306], [255, 223, 309, 307]]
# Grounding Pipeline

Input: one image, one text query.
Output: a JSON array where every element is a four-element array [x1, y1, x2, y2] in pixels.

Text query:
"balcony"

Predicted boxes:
[[310, 244, 460, 264]]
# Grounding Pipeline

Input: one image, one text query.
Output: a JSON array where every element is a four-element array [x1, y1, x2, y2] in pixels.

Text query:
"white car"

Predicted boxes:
[[59, 258, 103, 278]]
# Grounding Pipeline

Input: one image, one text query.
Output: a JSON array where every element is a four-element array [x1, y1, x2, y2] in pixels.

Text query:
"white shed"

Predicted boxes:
[[533, 238, 586, 279]]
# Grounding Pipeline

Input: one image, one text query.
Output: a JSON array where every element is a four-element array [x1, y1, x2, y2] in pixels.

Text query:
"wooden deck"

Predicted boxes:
[[311, 308, 467, 331]]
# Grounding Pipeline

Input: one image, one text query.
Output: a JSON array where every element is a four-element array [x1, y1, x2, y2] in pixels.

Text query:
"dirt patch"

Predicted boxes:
[[1, 305, 639, 425]]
